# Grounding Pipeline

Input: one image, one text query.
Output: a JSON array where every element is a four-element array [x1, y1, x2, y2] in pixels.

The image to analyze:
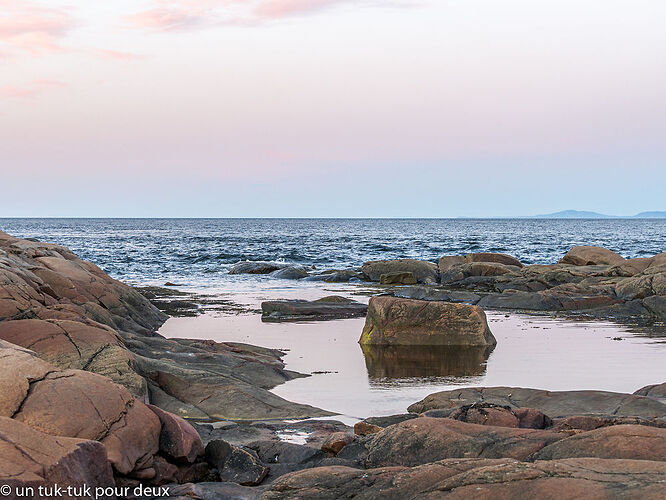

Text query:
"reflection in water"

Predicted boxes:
[[361, 344, 494, 381]]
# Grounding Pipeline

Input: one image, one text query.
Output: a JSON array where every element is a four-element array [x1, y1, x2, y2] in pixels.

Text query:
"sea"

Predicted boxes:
[[1, 218, 665, 288], [2, 217, 665, 419]]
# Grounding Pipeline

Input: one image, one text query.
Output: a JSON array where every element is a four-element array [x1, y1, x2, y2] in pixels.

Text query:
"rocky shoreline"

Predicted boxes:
[[1, 231, 665, 499]]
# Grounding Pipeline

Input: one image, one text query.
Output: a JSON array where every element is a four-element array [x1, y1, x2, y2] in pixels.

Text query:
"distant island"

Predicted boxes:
[[532, 210, 666, 219]]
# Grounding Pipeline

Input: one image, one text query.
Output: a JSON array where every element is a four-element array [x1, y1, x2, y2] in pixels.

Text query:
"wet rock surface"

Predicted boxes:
[[261, 296, 367, 321], [369, 248, 666, 325]]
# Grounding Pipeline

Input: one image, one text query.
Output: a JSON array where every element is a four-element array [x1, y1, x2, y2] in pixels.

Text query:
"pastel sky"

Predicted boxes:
[[1, 0, 665, 217]]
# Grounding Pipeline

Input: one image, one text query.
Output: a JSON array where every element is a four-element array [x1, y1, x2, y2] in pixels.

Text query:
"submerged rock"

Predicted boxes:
[[359, 296, 496, 346], [269, 267, 310, 280], [261, 296, 367, 321], [229, 261, 286, 275]]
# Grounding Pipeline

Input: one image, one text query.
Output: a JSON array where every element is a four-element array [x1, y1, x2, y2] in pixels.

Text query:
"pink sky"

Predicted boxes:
[[1, 0, 665, 216]]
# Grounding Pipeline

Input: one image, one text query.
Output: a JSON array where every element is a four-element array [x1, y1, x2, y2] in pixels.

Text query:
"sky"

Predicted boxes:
[[1, 0, 665, 217]]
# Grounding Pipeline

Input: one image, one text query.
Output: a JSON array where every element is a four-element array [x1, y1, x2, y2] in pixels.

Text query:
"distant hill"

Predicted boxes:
[[532, 210, 666, 219], [533, 210, 617, 219], [634, 211, 666, 218]]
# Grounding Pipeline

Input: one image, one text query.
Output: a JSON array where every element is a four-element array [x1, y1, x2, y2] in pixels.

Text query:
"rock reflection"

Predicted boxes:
[[361, 344, 493, 380]]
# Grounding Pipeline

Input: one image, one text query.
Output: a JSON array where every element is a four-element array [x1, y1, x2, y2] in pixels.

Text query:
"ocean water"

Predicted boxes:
[[2, 218, 665, 288]]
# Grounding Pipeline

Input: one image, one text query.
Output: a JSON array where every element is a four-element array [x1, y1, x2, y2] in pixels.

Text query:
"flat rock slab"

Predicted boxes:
[[407, 386, 666, 419], [261, 296, 367, 322], [360, 296, 496, 346], [363, 417, 565, 467], [532, 424, 666, 461], [260, 458, 666, 499]]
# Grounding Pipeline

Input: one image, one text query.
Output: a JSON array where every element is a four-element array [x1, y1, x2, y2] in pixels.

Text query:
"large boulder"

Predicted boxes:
[[147, 404, 204, 464], [532, 424, 666, 461], [363, 418, 564, 467], [359, 296, 496, 346], [465, 252, 523, 267], [361, 259, 438, 284], [205, 440, 268, 486], [407, 386, 666, 419], [559, 246, 625, 266], [1, 340, 160, 476], [0, 416, 115, 500]]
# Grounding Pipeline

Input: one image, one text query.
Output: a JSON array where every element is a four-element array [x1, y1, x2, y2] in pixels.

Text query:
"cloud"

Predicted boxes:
[[89, 48, 144, 60], [0, 0, 74, 54], [125, 0, 408, 32], [0, 79, 67, 99]]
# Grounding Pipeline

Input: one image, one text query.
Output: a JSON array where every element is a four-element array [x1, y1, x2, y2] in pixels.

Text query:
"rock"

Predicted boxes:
[[361, 259, 438, 284], [379, 272, 417, 285], [608, 257, 653, 276], [359, 296, 496, 346], [635, 382, 666, 403], [642, 295, 666, 320], [269, 267, 309, 280], [247, 440, 324, 467], [321, 432, 355, 455], [393, 286, 480, 304], [477, 286, 620, 312], [364, 418, 564, 467], [1, 340, 161, 476], [448, 404, 519, 428], [204, 440, 268, 486], [261, 296, 367, 322], [363, 414, 418, 428], [532, 424, 666, 461], [161, 482, 262, 500], [353, 421, 383, 436], [438, 256, 465, 273], [407, 386, 666, 419], [559, 246, 625, 266], [229, 261, 285, 275], [615, 267, 666, 300], [550, 415, 666, 432], [0, 416, 115, 500], [304, 270, 360, 283], [513, 408, 552, 429], [147, 404, 204, 463], [465, 252, 523, 267], [440, 262, 519, 284], [0, 318, 146, 397], [259, 458, 666, 499]]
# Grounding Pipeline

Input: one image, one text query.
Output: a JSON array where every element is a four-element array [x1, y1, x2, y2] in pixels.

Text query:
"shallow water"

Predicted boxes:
[[159, 307, 666, 423]]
